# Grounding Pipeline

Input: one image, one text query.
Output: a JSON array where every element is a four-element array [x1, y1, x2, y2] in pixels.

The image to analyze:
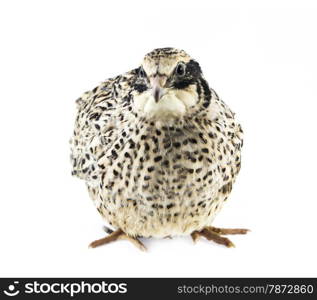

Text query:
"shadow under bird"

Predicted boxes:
[[70, 48, 248, 251]]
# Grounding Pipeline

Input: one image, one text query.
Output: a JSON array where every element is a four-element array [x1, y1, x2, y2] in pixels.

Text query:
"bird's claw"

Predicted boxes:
[[191, 225, 249, 248]]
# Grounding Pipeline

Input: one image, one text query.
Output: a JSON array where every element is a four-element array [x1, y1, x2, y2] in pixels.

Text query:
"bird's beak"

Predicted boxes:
[[150, 76, 166, 103]]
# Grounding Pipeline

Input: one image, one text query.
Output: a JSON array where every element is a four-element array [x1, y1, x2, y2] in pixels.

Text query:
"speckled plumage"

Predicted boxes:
[[70, 48, 244, 245]]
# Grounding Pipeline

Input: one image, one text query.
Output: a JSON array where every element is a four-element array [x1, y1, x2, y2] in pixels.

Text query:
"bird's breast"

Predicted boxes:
[[95, 119, 236, 237], [100, 120, 224, 203]]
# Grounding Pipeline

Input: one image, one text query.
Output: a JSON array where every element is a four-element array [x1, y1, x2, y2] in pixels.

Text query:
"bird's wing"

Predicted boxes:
[[70, 70, 137, 184], [209, 91, 244, 192], [219, 111, 243, 197]]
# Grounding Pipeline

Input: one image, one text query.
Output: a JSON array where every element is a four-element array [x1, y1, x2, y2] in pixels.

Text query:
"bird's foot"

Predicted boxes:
[[191, 226, 249, 248], [89, 228, 147, 251]]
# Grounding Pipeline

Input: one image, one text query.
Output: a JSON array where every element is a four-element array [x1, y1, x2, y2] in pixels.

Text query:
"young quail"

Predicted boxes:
[[70, 48, 248, 250]]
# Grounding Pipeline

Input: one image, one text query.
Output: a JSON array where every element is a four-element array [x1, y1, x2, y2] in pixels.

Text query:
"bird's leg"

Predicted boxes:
[[89, 228, 147, 251], [191, 226, 249, 248], [206, 226, 249, 235], [191, 228, 235, 247]]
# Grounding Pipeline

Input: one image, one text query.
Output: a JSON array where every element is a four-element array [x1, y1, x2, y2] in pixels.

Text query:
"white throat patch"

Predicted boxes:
[[134, 89, 197, 120]]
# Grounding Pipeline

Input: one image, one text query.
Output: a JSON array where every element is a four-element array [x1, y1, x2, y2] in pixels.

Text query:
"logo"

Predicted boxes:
[[2, 280, 128, 297], [3, 281, 20, 297]]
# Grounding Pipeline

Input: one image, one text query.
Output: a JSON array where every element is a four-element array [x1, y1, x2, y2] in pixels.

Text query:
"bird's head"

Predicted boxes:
[[133, 48, 210, 121]]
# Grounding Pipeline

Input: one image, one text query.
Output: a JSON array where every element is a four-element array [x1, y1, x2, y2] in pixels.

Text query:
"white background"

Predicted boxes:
[[1, 0, 317, 277]]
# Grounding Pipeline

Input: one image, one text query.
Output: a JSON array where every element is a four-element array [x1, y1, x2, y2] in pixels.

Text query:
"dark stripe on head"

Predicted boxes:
[[196, 80, 202, 99], [199, 78, 211, 109], [173, 78, 196, 89], [186, 60, 202, 77], [172, 59, 202, 89], [134, 84, 148, 93]]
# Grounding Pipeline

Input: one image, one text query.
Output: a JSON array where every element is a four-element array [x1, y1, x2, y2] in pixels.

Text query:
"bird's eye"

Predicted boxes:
[[138, 67, 146, 78], [175, 62, 186, 77]]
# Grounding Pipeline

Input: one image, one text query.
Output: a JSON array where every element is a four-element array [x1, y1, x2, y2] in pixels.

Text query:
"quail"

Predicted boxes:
[[70, 48, 248, 250]]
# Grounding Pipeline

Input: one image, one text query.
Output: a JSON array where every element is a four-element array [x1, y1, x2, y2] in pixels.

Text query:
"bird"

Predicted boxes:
[[70, 47, 248, 251]]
